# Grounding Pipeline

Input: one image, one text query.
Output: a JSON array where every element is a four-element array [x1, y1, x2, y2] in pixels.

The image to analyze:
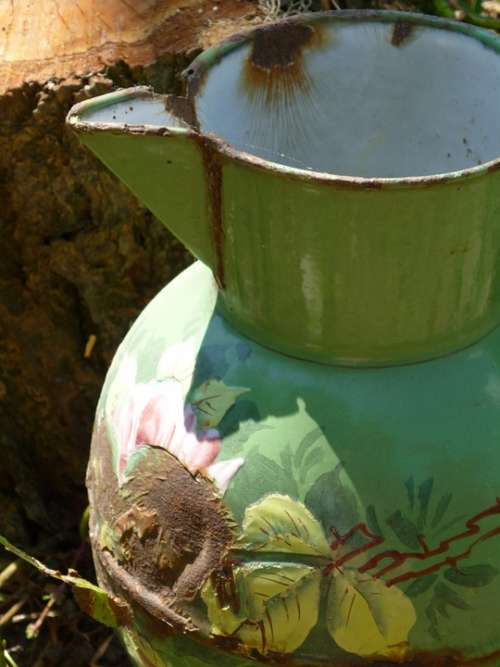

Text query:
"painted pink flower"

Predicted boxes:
[[107, 349, 244, 493], [114, 378, 221, 476]]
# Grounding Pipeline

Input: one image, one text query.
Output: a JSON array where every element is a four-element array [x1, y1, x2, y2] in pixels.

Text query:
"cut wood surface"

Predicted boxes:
[[0, 0, 260, 94]]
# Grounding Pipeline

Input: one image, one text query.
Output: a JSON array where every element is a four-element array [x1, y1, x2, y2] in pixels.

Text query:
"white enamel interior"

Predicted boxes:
[[196, 20, 500, 178], [78, 97, 185, 128]]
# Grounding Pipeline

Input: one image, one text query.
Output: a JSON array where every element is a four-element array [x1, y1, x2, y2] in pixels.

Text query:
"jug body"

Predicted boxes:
[[89, 262, 500, 666]]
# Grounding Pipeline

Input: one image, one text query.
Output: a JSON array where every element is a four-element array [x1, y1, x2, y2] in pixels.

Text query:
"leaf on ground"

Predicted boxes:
[[0, 534, 131, 629], [202, 564, 321, 655], [236, 494, 331, 557], [327, 569, 416, 659]]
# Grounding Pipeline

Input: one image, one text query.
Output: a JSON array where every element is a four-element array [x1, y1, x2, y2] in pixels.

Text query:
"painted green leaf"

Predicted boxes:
[[305, 466, 359, 537], [404, 476, 415, 510], [236, 494, 331, 557], [279, 447, 293, 476], [431, 493, 453, 529], [327, 569, 416, 659], [444, 564, 499, 588], [405, 574, 438, 598], [300, 447, 325, 483], [417, 478, 434, 529], [0, 535, 131, 629], [294, 427, 323, 468], [224, 455, 298, 522], [191, 379, 249, 429], [366, 505, 384, 538], [425, 602, 441, 640], [218, 400, 260, 439], [434, 583, 470, 610], [202, 564, 321, 655], [386, 510, 421, 550]]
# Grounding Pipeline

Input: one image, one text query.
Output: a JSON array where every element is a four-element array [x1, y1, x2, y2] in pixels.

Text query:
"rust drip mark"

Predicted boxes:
[[242, 21, 326, 108], [391, 20, 414, 47], [164, 95, 199, 132], [199, 139, 225, 289], [212, 561, 240, 614]]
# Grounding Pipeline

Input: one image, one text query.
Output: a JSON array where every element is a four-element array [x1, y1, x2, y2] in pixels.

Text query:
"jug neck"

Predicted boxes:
[[211, 168, 500, 367]]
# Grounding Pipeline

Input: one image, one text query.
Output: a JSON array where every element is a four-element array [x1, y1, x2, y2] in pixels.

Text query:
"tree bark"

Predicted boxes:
[[0, 0, 261, 545]]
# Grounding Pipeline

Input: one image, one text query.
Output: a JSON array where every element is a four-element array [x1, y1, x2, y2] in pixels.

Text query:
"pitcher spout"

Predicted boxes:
[[66, 87, 217, 273]]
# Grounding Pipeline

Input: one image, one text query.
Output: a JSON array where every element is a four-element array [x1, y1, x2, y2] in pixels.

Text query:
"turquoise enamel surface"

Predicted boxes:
[[90, 262, 500, 665]]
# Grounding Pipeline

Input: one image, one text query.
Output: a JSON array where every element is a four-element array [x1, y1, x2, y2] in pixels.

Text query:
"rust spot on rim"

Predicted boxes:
[[391, 20, 415, 47], [250, 21, 314, 70], [242, 20, 327, 107]]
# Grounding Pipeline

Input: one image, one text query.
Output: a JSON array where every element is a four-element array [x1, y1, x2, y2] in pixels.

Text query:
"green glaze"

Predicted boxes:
[[71, 125, 500, 365], [67, 9, 500, 667], [67, 11, 500, 367]]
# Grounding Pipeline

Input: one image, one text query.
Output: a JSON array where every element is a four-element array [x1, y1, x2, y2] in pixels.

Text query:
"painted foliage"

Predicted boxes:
[[95, 333, 500, 665], [103, 338, 249, 493]]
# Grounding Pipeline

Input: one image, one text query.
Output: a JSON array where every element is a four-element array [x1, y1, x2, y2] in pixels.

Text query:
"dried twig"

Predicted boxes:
[[0, 597, 29, 628], [0, 563, 19, 591], [90, 634, 114, 667], [25, 593, 58, 640]]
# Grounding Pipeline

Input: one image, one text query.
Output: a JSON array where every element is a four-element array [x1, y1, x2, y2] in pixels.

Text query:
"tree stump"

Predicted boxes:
[[0, 0, 261, 545]]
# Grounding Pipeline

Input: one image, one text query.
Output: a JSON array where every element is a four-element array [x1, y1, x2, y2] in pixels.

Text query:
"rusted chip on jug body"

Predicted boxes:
[[110, 445, 235, 608]]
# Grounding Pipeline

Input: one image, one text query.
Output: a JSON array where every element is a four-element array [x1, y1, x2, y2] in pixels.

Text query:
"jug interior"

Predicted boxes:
[[195, 18, 500, 178]]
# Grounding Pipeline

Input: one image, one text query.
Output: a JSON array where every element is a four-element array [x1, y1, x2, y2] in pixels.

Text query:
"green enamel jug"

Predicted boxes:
[[67, 10, 500, 666]]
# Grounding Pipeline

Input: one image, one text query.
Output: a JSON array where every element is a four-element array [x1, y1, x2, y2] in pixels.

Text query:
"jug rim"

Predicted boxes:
[[67, 9, 500, 191]]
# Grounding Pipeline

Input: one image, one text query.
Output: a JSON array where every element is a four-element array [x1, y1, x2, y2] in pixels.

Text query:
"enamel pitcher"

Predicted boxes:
[[67, 10, 500, 666]]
